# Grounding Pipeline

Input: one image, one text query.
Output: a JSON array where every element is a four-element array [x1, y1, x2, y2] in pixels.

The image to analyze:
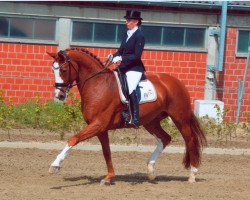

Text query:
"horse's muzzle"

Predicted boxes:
[[58, 93, 66, 101]]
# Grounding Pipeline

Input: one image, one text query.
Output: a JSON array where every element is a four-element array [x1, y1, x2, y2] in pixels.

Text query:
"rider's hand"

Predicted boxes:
[[113, 67, 119, 72], [112, 56, 122, 64]]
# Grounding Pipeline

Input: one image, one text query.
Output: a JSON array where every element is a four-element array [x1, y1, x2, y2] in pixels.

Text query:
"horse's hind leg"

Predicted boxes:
[[98, 132, 115, 186], [173, 121, 198, 183], [171, 114, 206, 183], [143, 118, 171, 181]]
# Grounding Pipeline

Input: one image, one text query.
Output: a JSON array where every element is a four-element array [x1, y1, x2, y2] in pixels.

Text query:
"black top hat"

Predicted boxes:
[[124, 10, 143, 20]]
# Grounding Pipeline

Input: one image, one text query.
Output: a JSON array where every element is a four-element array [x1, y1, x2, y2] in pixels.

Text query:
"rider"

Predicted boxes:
[[110, 10, 145, 128]]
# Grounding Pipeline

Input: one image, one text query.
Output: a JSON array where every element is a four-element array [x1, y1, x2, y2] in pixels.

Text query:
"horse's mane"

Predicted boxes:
[[66, 47, 104, 67]]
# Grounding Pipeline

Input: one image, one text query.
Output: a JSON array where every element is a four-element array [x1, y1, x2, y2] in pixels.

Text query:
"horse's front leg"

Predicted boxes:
[[98, 132, 115, 186], [49, 120, 105, 173]]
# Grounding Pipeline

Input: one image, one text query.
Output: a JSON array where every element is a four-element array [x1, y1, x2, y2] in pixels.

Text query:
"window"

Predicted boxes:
[[34, 19, 56, 40], [143, 26, 205, 48], [117, 24, 127, 43], [186, 28, 205, 47], [143, 25, 162, 45], [72, 21, 206, 49], [10, 18, 33, 38], [0, 16, 56, 40], [0, 17, 9, 37], [163, 27, 184, 46], [72, 21, 121, 43], [72, 21, 93, 42], [237, 30, 250, 53], [147, 26, 206, 48], [95, 23, 116, 43]]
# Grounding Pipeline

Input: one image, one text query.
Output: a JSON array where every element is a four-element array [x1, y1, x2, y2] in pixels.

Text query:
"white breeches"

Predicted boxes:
[[125, 71, 142, 95]]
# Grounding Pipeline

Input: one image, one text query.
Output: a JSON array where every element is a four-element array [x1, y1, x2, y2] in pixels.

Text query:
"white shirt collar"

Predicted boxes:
[[126, 26, 138, 42], [127, 26, 138, 36]]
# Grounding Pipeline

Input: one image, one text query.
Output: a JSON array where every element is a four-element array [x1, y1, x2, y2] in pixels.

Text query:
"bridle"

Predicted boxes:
[[52, 50, 79, 95], [53, 50, 113, 96]]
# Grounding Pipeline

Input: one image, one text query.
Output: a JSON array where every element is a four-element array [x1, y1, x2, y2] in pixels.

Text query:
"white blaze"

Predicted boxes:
[[52, 62, 64, 98]]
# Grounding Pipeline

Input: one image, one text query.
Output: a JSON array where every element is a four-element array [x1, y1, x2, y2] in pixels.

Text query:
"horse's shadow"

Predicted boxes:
[[50, 173, 206, 189]]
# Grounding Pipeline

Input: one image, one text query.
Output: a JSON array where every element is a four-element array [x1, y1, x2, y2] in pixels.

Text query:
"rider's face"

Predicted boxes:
[[126, 19, 139, 30]]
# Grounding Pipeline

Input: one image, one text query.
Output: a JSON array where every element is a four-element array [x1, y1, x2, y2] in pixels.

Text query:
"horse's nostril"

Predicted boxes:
[[58, 94, 66, 101]]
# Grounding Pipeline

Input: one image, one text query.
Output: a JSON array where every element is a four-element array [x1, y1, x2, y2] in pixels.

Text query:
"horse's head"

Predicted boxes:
[[47, 50, 79, 101]]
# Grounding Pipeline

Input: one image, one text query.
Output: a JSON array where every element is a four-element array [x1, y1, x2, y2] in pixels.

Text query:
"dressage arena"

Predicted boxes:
[[0, 129, 249, 200], [0, 1, 250, 199]]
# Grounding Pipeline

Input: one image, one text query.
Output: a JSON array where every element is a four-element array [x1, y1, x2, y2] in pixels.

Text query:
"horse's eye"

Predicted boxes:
[[60, 69, 67, 73]]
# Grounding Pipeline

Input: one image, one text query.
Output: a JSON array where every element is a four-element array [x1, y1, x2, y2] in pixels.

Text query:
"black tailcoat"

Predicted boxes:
[[113, 28, 145, 74]]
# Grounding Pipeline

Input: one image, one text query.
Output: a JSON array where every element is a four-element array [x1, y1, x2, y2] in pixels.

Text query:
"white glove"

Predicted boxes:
[[112, 56, 122, 63], [107, 54, 113, 62]]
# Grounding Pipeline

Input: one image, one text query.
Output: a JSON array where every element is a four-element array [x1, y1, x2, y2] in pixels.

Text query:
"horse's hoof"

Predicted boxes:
[[188, 175, 196, 183], [100, 179, 111, 186], [147, 163, 156, 181], [49, 166, 60, 174]]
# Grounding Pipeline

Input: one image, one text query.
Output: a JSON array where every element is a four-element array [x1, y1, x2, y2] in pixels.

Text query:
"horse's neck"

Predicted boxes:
[[74, 52, 114, 95], [78, 53, 103, 75]]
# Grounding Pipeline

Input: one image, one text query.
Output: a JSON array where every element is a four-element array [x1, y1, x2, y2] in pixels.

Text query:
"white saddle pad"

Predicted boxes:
[[113, 71, 157, 104]]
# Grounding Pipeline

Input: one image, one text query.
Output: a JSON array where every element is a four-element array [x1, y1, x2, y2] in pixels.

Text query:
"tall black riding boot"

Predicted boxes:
[[129, 90, 139, 128]]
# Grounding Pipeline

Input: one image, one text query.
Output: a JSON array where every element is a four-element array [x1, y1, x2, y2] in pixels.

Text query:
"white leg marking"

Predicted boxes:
[[148, 135, 164, 165], [51, 144, 72, 167], [188, 165, 198, 183], [147, 135, 164, 181]]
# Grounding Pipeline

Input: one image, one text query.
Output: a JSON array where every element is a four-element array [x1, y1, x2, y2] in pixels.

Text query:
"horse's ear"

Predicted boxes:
[[58, 51, 65, 61], [47, 52, 57, 59]]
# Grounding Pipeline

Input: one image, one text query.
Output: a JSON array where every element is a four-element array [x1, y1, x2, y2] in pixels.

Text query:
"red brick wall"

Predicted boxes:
[[0, 32, 249, 122], [142, 50, 207, 103], [0, 43, 57, 103], [217, 28, 250, 121], [0, 43, 206, 107], [80, 47, 207, 107]]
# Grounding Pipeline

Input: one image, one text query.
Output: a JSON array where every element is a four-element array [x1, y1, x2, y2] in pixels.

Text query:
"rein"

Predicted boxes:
[[54, 50, 114, 93], [82, 61, 113, 85]]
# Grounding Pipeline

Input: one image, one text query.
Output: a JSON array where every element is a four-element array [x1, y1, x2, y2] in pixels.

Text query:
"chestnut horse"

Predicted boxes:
[[47, 48, 206, 185]]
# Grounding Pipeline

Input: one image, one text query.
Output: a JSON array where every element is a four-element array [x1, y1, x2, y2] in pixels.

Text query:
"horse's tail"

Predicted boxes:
[[183, 113, 207, 169]]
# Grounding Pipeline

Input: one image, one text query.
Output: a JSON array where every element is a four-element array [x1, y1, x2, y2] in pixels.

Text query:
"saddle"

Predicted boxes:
[[113, 71, 157, 104]]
